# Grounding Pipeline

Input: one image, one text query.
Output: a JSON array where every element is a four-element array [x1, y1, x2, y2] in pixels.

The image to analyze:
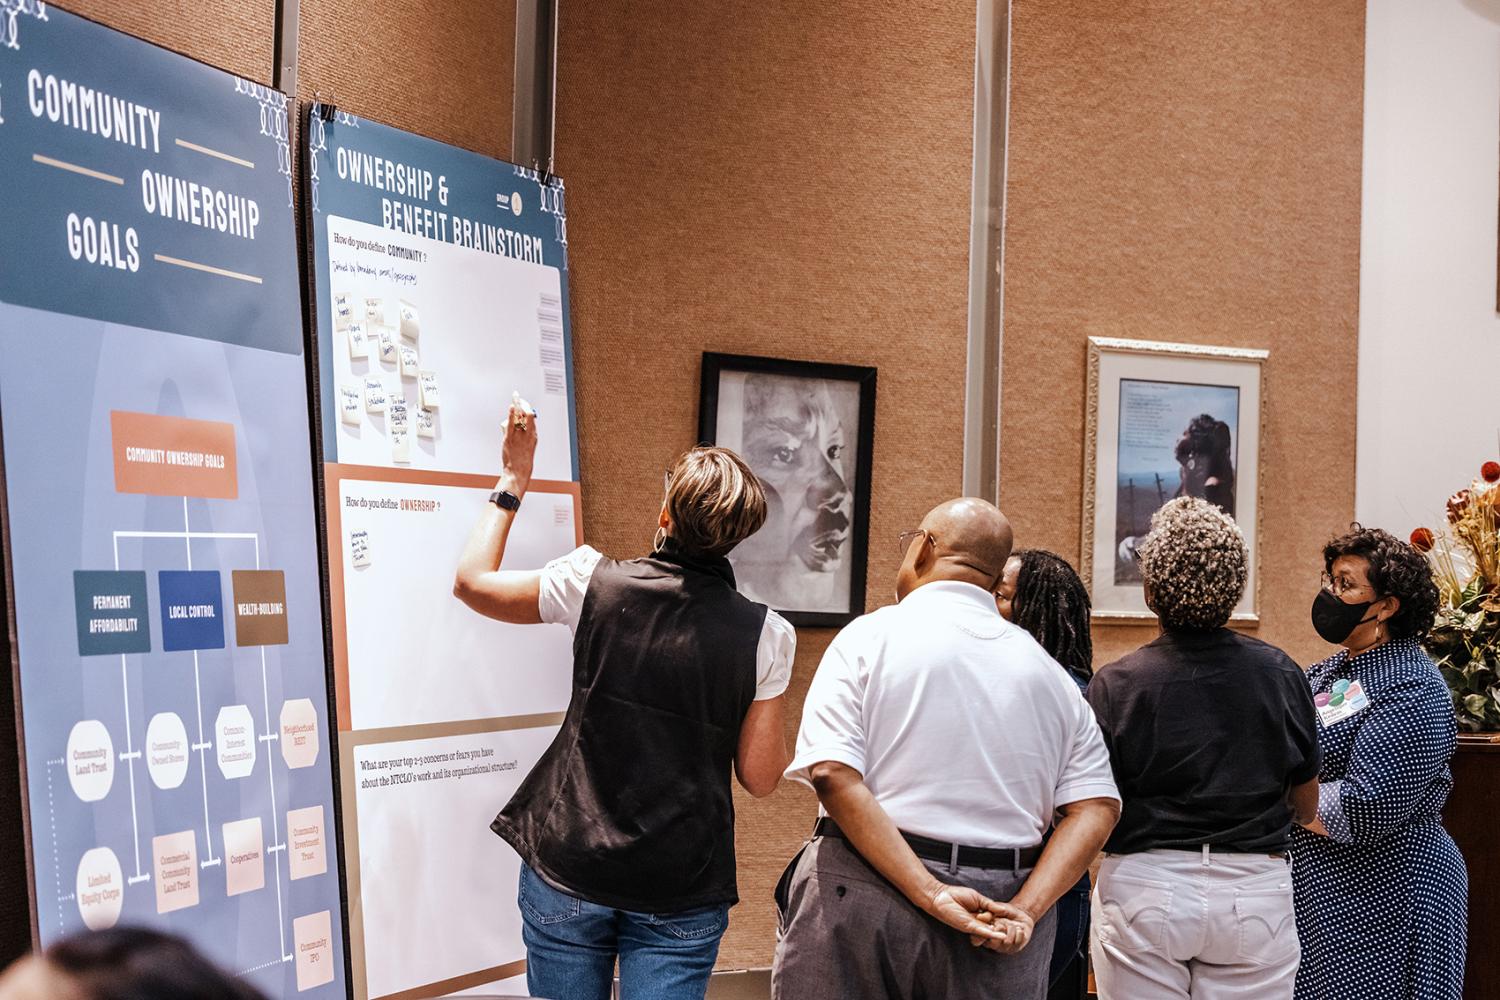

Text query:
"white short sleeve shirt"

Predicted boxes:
[[786, 580, 1119, 847], [537, 545, 794, 701]]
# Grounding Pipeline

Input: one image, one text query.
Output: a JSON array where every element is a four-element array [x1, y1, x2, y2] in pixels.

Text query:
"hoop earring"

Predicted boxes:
[[653, 527, 667, 552]]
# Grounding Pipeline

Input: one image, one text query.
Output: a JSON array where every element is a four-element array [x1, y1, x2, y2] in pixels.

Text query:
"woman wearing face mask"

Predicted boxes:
[[1291, 526, 1466, 1000]]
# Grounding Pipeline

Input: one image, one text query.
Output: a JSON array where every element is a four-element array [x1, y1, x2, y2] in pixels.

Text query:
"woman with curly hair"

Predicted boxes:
[[1291, 526, 1467, 1000], [995, 550, 1094, 999], [1086, 497, 1321, 999]]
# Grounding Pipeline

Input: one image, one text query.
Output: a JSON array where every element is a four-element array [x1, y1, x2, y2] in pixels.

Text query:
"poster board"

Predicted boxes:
[[303, 104, 579, 999], [0, 7, 346, 996]]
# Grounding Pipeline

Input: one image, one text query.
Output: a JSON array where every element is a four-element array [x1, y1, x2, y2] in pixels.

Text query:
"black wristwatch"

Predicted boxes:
[[489, 490, 522, 511]]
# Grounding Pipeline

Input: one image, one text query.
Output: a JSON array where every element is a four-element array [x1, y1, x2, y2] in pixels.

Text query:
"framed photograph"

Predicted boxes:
[[699, 353, 876, 628], [1082, 337, 1267, 622]]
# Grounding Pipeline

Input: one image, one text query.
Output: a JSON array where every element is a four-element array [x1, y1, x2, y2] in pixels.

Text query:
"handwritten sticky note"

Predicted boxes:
[[398, 301, 420, 342], [339, 384, 362, 425], [389, 398, 411, 463], [399, 345, 420, 378], [349, 529, 370, 568], [419, 371, 440, 409], [333, 293, 354, 332], [377, 326, 397, 365], [364, 297, 385, 327], [416, 406, 436, 438], [363, 376, 387, 414], [346, 322, 369, 361]]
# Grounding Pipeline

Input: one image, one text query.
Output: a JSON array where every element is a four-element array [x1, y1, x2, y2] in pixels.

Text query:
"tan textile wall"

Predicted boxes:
[[63, 0, 275, 82], [296, 0, 514, 161], [554, 0, 979, 969], [65, 1, 514, 161], [1000, 1, 1366, 669]]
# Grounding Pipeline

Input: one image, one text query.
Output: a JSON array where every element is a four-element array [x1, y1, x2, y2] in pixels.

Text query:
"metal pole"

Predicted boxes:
[[513, 0, 558, 173], [272, 0, 299, 94], [962, 0, 1011, 502]]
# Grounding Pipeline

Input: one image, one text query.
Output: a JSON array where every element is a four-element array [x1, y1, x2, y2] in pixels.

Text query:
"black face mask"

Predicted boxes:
[[1311, 588, 1379, 645]]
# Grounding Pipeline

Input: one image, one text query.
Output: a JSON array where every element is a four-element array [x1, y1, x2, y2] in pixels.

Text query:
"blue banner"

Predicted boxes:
[[306, 105, 579, 479], [0, 8, 345, 997]]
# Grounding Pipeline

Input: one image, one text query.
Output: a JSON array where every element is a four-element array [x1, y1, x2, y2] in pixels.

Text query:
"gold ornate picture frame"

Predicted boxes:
[[1082, 337, 1268, 623]]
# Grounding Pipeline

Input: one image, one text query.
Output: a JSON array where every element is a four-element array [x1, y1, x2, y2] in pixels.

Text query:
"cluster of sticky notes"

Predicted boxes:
[[334, 292, 440, 463]]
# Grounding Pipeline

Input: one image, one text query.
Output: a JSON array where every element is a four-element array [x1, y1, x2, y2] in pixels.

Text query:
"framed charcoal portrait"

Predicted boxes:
[[699, 353, 876, 628], [1082, 337, 1267, 623]]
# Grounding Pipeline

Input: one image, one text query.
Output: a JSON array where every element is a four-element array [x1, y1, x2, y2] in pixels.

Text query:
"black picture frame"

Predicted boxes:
[[698, 353, 877, 628]]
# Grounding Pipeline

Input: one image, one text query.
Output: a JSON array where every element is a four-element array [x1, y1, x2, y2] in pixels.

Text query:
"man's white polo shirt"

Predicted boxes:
[[786, 580, 1119, 848]]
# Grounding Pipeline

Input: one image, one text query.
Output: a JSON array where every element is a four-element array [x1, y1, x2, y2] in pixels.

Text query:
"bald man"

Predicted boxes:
[[772, 499, 1121, 1000]]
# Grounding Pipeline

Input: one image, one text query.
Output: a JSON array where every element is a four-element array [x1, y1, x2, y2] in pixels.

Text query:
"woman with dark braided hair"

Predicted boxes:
[[1290, 525, 1467, 1000], [995, 549, 1094, 998], [996, 549, 1094, 691]]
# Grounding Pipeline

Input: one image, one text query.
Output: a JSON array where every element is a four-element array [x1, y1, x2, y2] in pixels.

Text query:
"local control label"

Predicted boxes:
[[75, 847, 123, 930], [72, 570, 150, 656], [280, 699, 320, 769], [145, 712, 189, 790], [215, 705, 256, 779], [158, 570, 224, 652], [232, 569, 288, 646], [65, 720, 114, 802]]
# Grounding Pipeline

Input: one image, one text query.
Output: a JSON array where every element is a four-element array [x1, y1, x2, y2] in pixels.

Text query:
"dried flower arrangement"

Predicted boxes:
[[1416, 460, 1500, 730]]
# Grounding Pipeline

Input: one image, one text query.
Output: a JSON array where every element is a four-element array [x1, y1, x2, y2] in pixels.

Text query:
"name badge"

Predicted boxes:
[[1315, 678, 1369, 726]]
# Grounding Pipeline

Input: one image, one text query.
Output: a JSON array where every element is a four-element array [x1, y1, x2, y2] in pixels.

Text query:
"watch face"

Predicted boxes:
[[492, 491, 520, 510]]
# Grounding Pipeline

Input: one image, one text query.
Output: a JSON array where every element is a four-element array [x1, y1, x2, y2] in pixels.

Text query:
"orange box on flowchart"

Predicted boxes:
[[110, 410, 237, 498]]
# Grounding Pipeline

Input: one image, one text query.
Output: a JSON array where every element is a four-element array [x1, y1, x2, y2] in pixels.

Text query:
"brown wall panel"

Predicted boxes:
[[1000, 1, 1366, 669], [63, 0, 274, 82], [556, 0, 978, 968], [298, 0, 514, 161]]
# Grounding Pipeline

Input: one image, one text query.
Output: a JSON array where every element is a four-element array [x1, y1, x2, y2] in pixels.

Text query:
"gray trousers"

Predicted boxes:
[[771, 836, 1056, 1000]]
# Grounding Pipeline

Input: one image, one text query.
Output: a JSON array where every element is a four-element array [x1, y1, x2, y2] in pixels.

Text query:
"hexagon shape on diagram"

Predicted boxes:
[[215, 705, 256, 779], [280, 698, 319, 769], [66, 720, 114, 802], [76, 847, 123, 930]]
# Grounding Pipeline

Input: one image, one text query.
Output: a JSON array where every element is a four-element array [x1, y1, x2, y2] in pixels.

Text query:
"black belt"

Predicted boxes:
[[814, 817, 1043, 871]]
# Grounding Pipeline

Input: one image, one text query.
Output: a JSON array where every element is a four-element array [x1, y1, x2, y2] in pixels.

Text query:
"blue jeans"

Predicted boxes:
[[1047, 871, 1091, 997], [518, 864, 729, 1000]]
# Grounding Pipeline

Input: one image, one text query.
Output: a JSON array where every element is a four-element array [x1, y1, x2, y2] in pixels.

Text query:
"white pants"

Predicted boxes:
[[1091, 848, 1298, 1000]]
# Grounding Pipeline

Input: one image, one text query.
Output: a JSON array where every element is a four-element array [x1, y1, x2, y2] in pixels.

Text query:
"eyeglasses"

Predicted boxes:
[[1321, 571, 1372, 598], [897, 529, 936, 559]]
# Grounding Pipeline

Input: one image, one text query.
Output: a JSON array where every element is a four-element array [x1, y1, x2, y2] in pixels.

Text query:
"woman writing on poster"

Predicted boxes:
[[453, 396, 795, 1000]]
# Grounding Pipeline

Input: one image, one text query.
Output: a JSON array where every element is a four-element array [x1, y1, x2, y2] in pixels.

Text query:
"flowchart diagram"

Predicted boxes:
[[57, 410, 334, 992]]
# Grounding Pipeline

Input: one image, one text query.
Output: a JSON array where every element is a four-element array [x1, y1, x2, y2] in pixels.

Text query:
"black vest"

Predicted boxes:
[[492, 542, 767, 912]]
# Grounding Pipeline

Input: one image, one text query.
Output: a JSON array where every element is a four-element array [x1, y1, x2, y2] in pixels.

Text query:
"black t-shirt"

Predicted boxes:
[[1088, 628, 1321, 854]]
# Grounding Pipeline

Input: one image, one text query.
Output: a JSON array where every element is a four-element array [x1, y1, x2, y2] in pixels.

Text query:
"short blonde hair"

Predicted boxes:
[[1138, 496, 1247, 629], [665, 447, 768, 557]]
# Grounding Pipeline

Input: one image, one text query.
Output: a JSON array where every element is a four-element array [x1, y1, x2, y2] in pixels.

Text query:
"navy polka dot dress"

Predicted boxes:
[[1290, 637, 1468, 999]]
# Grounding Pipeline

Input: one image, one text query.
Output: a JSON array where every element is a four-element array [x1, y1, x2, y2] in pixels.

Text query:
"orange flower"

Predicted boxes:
[[1410, 527, 1436, 552], [1483, 461, 1500, 484]]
